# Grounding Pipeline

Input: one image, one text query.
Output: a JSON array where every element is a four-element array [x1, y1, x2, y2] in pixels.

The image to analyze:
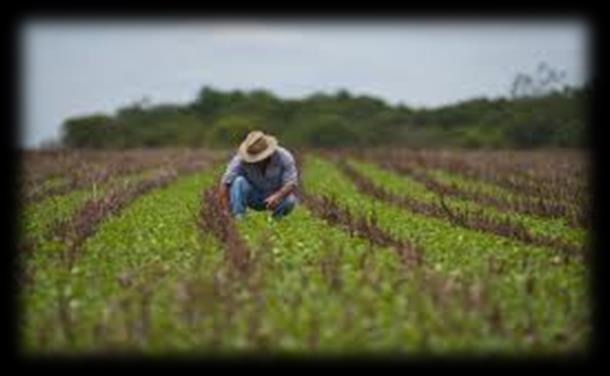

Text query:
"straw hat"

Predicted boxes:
[[238, 130, 278, 163]]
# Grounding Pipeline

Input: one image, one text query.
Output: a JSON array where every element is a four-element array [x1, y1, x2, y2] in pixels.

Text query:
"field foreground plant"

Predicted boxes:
[[19, 149, 591, 355]]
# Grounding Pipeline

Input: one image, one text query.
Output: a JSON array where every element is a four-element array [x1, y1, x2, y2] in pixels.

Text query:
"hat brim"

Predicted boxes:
[[238, 135, 278, 163]]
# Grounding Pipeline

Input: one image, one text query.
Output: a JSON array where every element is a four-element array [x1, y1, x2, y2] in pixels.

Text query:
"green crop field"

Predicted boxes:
[[17, 148, 591, 356]]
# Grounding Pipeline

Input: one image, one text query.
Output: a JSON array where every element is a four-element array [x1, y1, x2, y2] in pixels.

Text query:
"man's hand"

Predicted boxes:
[[264, 182, 295, 211], [264, 192, 282, 210]]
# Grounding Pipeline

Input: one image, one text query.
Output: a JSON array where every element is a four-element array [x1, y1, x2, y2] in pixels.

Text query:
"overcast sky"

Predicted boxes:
[[20, 19, 590, 148]]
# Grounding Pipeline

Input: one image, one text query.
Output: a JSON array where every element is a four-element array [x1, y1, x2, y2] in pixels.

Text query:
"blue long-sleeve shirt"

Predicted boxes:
[[220, 146, 298, 196]]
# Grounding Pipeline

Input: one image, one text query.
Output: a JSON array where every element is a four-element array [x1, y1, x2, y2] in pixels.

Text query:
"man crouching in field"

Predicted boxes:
[[218, 130, 298, 220]]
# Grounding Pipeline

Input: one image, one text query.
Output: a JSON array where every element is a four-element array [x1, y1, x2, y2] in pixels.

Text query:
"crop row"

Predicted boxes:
[[20, 149, 220, 184], [20, 149, 226, 203], [337, 159, 587, 261], [19, 154, 221, 351], [300, 192, 422, 268], [19, 155, 539, 353], [54, 169, 193, 271], [232, 192, 515, 353], [19, 150, 590, 354], [301, 155, 589, 352], [17, 170, 157, 294], [344, 148, 588, 210], [359, 154, 588, 229], [18, 154, 219, 264], [20, 165, 225, 352], [342, 155, 586, 243], [199, 185, 252, 275]]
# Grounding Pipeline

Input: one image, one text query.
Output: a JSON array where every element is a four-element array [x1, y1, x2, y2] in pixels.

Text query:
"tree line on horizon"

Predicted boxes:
[[58, 64, 589, 150]]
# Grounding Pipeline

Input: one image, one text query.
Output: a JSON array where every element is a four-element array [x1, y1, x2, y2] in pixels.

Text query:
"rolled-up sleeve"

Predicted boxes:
[[221, 154, 242, 186], [281, 150, 298, 187]]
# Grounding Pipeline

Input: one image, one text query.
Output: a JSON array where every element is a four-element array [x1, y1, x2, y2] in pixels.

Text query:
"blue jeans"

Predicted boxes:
[[230, 176, 297, 219]]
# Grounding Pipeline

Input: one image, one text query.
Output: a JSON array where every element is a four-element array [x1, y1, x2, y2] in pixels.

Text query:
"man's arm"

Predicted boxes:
[[264, 182, 295, 210], [264, 149, 298, 210]]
